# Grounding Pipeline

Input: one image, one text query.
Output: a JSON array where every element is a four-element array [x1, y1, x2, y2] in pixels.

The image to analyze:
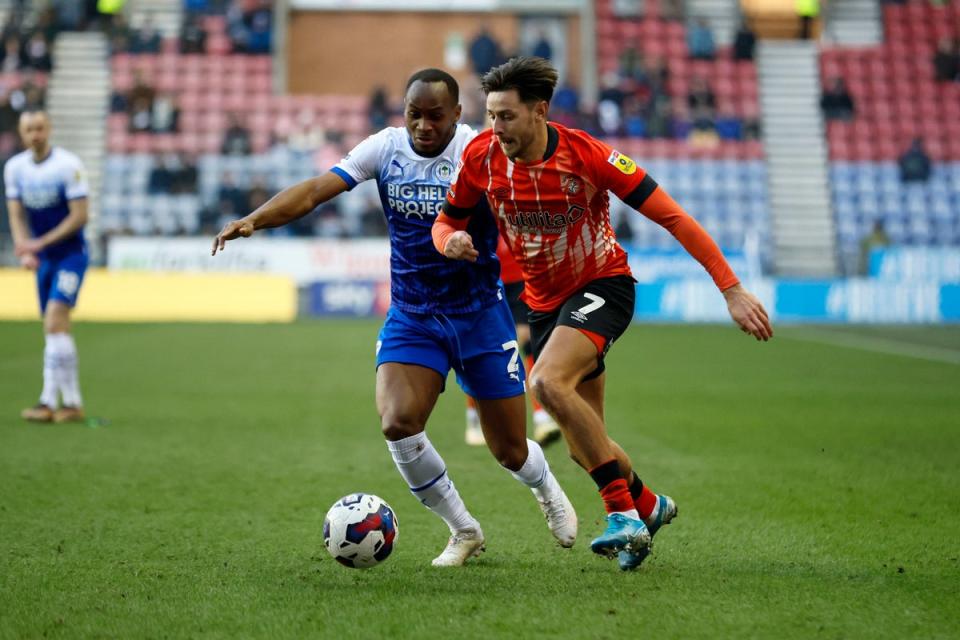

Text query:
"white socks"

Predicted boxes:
[[508, 439, 560, 501], [40, 333, 83, 408], [387, 432, 478, 534], [40, 335, 59, 407]]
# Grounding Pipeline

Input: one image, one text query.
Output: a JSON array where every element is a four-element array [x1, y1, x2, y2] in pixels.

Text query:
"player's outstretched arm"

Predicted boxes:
[[212, 172, 349, 255], [722, 283, 773, 341], [630, 184, 772, 341], [432, 211, 478, 262]]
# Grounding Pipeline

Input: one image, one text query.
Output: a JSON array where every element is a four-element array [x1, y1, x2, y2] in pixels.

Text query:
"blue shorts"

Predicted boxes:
[[376, 296, 526, 400], [37, 251, 88, 314]]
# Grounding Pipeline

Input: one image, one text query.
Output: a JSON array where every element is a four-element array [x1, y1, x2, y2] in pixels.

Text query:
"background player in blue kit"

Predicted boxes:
[[6, 110, 89, 424], [212, 69, 577, 567]]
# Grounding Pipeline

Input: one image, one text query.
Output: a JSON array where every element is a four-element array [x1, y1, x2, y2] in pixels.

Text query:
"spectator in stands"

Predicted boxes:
[[820, 77, 855, 121], [619, 46, 644, 82], [368, 86, 390, 133], [0, 91, 18, 135], [597, 100, 622, 137], [128, 69, 156, 112], [598, 71, 626, 110], [23, 33, 52, 72], [530, 30, 552, 62], [222, 112, 252, 155], [129, 95, 153, 132], [859, 220, 890, 275], [151, 92, 180, 133], [687, 18, 716, 60], [621, 97, 646, 138], [34, 8, 61, 41], [899, 138, 932, 183], [148, 153, 174, 193], [551, 81, 580, 127], [469, 26, 502, 76], [645, 55, 669, 95], [285, 110, 325, 153], [0, 36, 25, 73], [171, 152, 198, 194], [796, 0, 820, 40], [130, 16, 162, 54], [11, 72, 46, 111], [688, 76, 719, 147], [217, 172, 248, 216], [646, 92, 672, 139], [241, 0, 272, 54], [688, 75, 716, 127], [179, 13, 207, 54], [96, 0, 128, 29], [933, 37, 959, 82], [246, 177, 270, 216], [109, 87, 127, 113], [107, 13, 132, 54], [733, 19, 756, 61]]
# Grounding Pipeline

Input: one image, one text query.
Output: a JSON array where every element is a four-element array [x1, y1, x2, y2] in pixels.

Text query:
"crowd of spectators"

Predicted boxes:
[[107, 0, 273, 57]]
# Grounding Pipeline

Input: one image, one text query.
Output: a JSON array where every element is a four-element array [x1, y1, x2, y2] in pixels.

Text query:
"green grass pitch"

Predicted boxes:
[[1, 320, 958, 638]]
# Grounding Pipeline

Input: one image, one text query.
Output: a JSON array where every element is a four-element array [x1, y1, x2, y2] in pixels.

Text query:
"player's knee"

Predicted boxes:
[[380, 412, 425, 441], [43, 316, 68, 334], [493, 441, 527, 471], [529, 372, 569, 414]]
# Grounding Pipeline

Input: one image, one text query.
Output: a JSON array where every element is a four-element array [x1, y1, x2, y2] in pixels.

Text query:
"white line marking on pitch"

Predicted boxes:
[[780, 328, 960, 365]]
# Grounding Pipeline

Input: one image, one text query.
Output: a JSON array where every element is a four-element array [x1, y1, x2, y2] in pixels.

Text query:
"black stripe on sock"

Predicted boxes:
[[628, 472, 644, 500], [589, 459, 622, 491]]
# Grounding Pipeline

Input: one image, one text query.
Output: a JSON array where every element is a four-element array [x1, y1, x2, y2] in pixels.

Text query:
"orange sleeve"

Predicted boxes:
[[638, 187, 740, 291], [432, 211, 470, 255]]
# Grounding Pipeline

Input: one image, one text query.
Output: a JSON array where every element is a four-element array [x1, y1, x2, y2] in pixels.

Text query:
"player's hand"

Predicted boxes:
[[212, 218, 255, 256], [443, 231, 479, 262], [18, 253, 38, 271], [14, 238, 43, 256], [723, 284, 773, 341]]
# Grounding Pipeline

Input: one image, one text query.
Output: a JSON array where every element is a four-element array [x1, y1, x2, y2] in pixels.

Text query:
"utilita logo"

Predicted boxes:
[[503, 204, 585, 232]]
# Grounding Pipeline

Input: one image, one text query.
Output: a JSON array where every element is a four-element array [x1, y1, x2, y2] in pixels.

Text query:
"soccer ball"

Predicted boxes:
[[323, 493, 398, 569]]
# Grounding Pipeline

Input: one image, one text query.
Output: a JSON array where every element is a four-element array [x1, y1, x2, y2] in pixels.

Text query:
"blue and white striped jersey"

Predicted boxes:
[[4, 147, 88, 260], [331, 124, 501, 315]]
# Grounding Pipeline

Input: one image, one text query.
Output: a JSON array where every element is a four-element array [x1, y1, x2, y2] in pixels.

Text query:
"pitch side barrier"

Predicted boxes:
[[73, 237, 960, 323], [0, 269, 296, 322]]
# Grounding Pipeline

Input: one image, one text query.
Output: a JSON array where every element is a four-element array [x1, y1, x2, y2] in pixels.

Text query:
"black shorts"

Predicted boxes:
[[529, 275, 636, 381], [503, 280, 531, 326]]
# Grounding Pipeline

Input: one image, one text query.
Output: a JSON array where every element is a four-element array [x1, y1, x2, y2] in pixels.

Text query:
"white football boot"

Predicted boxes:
[[431, 528, 486, 567], [535, 478, 578, 548]]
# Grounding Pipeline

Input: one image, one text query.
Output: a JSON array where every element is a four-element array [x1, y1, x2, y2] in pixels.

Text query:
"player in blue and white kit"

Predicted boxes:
[[6, 110, 89, 424], [213, 69, 577, 566]]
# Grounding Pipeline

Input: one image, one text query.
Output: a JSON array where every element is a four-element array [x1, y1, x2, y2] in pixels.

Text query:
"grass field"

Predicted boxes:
[[1, 320, 958, 639]]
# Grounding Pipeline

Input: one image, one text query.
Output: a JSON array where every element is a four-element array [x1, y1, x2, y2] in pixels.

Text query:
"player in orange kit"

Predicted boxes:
[[434, 57, 772, 570]]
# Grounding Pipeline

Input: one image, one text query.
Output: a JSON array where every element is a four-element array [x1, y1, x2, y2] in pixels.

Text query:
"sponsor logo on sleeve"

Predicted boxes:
[[607, 150, 637, 175]]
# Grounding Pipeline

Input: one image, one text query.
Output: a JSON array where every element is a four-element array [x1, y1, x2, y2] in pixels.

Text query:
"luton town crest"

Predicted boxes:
[[561, 175, 581, 195]]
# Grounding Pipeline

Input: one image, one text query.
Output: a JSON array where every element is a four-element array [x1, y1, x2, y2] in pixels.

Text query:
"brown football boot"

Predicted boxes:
[[53, 406, 85, 424], [21, 404, 54, 422]]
